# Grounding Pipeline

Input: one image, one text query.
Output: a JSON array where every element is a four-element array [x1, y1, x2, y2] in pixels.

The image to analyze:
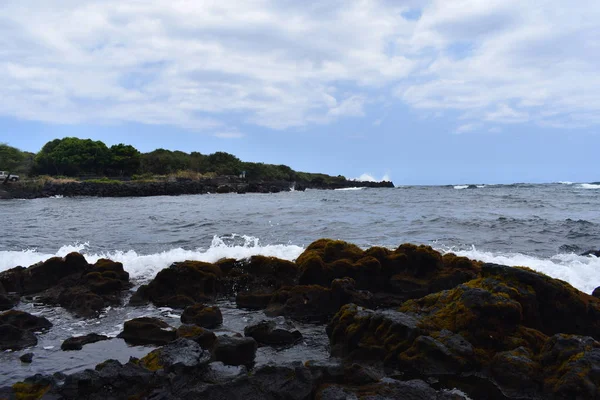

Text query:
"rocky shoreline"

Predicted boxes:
[[0, 177, 394, 199], [1, 239, 599, 399]]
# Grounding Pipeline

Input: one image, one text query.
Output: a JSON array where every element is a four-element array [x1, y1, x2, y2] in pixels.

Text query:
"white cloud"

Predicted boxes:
[[213, 131, 245, 139], [1, 0, 599, 133], [454, 123, 481, 134]]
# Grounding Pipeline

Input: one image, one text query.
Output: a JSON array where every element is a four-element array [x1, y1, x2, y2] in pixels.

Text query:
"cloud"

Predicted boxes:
[[213, 131, 245, 139], [454, 123, 481, 134], [1, 0, 599, 133]]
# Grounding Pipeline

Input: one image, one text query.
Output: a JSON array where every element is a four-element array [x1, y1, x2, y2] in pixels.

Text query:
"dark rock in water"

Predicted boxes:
[[581, 249, 600, 257], [176, 324, 217, 349], [20, 352, 34, 363], [0, 324, 38, 350], [0, 310, 52, 332], [203, 361, 247, 383], [117, 317, 176, 345], [295, 239, 480, 301], [236, 292, 273, 309], [139, 338, 211, 373], [593, 287, 600, 298], [61, 333, 110, 351], [244, 320, 302, 346], [265, 278, 373, 323], [226, 255, 299, 293], [211, 335, 258, 367], [0, 282, 19, 311], [466, 184, 478, 189], [133, 260, 221, 307], [0, 254, 131, 318], [181, 304, 223, 329]]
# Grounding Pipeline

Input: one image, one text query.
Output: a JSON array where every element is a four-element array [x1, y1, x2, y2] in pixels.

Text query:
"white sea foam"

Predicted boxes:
[[580, 183, 600, 189], [438, 245, 600, 294], [0, 235, 304, 283], [334, 187, 366, 191], [453, 185, 468, 189], [2, 239, 599, 294], [558, 181, 574, 185]]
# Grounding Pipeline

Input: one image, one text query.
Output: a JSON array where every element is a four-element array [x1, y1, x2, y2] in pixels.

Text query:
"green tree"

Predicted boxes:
[[0, 144, 25, 173], [206, 152, 242, 175], [33, 137, 111, 176], [108, 144, 141, 176]]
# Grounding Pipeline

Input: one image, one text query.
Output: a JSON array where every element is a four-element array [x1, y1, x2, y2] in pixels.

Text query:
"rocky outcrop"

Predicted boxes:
[[244, 320, 302, 346], [61, 333, 110, 351], [181, 304, 223, 329], [326, 263, 600, 399], [0, 310, 52, 351], [1, 177, 394, 199], [0, 253, 131, 318], [211, 335, 258, 367], [117, 317, 176, 346]]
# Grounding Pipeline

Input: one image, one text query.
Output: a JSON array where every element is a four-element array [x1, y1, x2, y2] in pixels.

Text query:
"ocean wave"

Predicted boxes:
[[3, 239, 599, 294], [438, 245, 600, 294], [334, 187, 366, 191], [0, 235, 304, 282], [453, 185, 468, 190], [557, 181, 574, 185], [580, 183, 600, 189]]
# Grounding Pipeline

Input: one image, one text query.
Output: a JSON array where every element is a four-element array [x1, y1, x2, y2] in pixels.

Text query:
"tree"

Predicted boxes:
[[206, 152, 242, 175], [32, 137, 111, 176], [108, 144, 141, 176], [0, 144, 25, 173]]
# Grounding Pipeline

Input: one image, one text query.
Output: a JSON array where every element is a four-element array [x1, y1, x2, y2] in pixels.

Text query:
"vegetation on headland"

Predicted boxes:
[[1, 138, 358, 185]]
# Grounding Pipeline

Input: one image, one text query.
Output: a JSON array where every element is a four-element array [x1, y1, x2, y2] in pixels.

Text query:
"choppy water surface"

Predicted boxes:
[[1, 183, 599, 385]]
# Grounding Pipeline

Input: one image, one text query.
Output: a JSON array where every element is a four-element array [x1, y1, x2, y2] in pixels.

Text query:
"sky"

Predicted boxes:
[[1, 0, 599, 185]]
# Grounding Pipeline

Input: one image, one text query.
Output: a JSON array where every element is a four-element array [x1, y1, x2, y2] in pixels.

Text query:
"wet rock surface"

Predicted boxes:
[[61, 333, 110, 351], [0, 254, 131, 318], [2, 239, 600, 399], [0, 310, 52, 351], [117, 317, 177, 346]]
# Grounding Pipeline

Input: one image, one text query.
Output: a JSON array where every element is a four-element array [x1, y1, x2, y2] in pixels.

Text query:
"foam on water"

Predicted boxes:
[[580, 183, 600, 189], [453, 185, 468, 189], [0, 235, 304, 283], [2, 237, 599, 294], [334, 187, 366, 191], [438, 245, 600, 294]]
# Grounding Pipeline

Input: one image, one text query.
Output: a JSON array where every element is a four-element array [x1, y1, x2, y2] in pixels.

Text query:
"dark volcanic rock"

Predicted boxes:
[[581, 249, 600, 257], [0, 254, 131, 318], [0, 310, 52, 332], [0, 324, 38, 350], [211, 335, 258, 367], [117, 317, 176, 345], [139, 338, 211, 373], [20, 352, 34, 363], [133, 260, 221, 307], [181, 304, 223, 329], [61, 333, 110, 351], [244, 320, 302, 346], [236, 292, 273, 309], [593, 287, 600, 298], [176, 324, 217, 349]]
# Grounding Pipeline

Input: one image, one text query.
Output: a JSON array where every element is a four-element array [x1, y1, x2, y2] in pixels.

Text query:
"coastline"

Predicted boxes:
[[1, 239, 599, 399], [0, 177, 394, 200]]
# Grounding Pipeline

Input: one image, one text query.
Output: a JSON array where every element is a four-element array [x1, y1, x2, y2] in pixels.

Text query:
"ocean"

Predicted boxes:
[[1, 182, 599, 385]]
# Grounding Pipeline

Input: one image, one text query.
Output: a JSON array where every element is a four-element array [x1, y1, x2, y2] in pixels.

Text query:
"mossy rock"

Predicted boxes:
[[176, 324, 216, 349], [180, 304, 223, 329], [12, 381, 51, 400], [142, 261, 223, 307], [118, 317, 176, 346]]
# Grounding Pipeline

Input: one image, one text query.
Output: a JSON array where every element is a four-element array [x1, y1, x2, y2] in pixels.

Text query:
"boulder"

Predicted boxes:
[[139, 338, 211, 373], [61, 333, 110, 351], [244, 320, 302, 346], [132, 261, 221, 307], [117, 317, 176, 345], [0, 254, 131, 318], [176, 324, 217, 349], [236, 292, 273, 309], [593, 287, 600, 299], [20, 353, 33, 363], [581, 249, 600, 257], [0, 324, 38, 350], [181, 304, 223, 329], [211, 335, 258, 367], [0, 310, 52, 332]]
